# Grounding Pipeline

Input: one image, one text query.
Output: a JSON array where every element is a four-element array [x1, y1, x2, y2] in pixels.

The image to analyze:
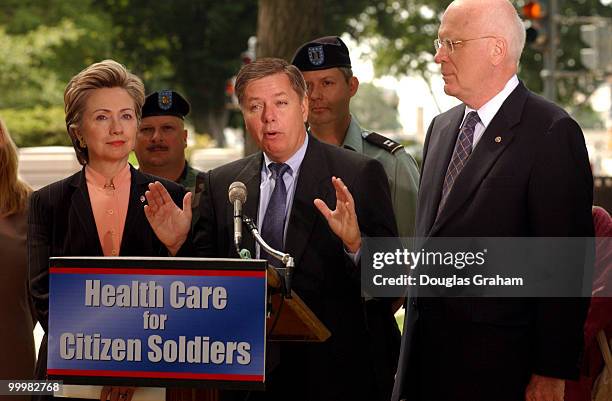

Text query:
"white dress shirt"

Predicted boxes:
[[463, 74, 519, 149]]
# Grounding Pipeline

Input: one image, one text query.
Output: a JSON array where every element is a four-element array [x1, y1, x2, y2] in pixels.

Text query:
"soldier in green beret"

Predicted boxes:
[[135, 90, 204, 228], [292, 36, 419, 239]]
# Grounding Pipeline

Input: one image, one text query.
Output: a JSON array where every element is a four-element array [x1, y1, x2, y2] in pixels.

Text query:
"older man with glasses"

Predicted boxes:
[[392, 1, 594, 401]]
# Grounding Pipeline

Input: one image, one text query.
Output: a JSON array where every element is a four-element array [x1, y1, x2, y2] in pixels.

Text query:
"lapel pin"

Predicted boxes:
[[494, 136, 502, 143], [140, 195, 146, 203]]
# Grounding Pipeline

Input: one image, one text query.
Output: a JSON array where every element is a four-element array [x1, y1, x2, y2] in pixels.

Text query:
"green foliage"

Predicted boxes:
[[103, 0, 258, 143], [0, 21, 81, 109], [350, 0, 448, 80], [0, 0, 256, 146], [0, 1, 114, 146], [324, 0, 372, 37], [0, 0, 114, 102], [2, 0, 607, 149], [353, 0, 611, 110], [1, 107, 69, 147], [518, 0, 612, 106], [351, 82, 402, 131], [571, 104, 607, 129]]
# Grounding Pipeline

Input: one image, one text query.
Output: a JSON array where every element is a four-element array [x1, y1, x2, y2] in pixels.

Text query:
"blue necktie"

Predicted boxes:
[[261, 163, 290, 267], [437, 111, 481, 215]]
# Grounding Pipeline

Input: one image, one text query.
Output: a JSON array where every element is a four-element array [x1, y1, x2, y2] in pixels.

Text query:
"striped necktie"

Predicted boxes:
[[437, 111, 481, 215], [261, 163, 291, 266]]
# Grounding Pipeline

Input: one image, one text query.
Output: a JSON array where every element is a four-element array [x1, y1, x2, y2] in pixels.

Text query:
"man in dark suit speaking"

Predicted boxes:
[[146, 58, 399, 400], [391, 1, 594, 401], [197, 58, 399, 401]]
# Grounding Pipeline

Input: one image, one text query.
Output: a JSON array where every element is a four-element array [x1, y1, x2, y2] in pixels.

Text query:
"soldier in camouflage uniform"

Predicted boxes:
[[135, 90, 204, 227], [292, 36, 419, 238]]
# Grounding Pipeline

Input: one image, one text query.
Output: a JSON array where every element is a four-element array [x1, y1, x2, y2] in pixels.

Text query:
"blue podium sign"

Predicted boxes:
[[47, 257, 267, 390]]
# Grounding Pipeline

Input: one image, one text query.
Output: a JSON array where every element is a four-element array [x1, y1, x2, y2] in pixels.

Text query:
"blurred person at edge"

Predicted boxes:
[[0, 118, 36, 401], [565, 206, 612, 401], [27, 60, 192, 401]]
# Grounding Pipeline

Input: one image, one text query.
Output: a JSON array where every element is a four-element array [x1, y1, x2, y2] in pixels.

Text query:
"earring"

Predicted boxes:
[[77, 136, 87, 148]]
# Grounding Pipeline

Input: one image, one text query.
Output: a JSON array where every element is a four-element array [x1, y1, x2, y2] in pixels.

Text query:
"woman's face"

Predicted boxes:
[[78, 87, 138, 165]]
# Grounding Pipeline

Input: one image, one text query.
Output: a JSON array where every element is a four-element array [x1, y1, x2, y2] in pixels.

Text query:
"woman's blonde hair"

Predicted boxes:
[[64, 59, 145, 165], [0, 118, 31, 217]]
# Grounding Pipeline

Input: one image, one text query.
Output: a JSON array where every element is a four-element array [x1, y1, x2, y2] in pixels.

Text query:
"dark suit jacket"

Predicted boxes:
[[392, 82, 594, 401], [194, 136, 399, 401], [0, 210, 37, 386], [28, 165, 187, 388]]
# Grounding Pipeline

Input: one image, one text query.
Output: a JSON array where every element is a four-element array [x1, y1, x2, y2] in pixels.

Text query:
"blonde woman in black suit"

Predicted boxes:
[[28, 60, 192, 401], [0, 118, 36, 401]]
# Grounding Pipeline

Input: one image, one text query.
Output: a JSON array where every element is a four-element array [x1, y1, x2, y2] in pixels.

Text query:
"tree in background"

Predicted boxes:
[[352, 0, 611, 127], [3, 0, 608, 148], [255, 0, 373, 59], [0, 0, 258, 148], [350, 0, 447, 112], [246, 0, 371, 154], [0, 0, 113, 146], [256, 0, 325, 61], [518, 0, 611, 125], [351, 82, 402, 132], [0, 21, 79, 109], [105, 0, 258, 147], [0, 0, 113, 89]]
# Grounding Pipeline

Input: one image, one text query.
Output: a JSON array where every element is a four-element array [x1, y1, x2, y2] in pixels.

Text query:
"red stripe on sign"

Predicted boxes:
[[49, 267, 265, 278], [47, 368, 263, 381]]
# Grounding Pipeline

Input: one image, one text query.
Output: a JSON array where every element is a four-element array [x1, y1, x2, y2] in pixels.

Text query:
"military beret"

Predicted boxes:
[[291, 36, 352, 72], [142, 90, 190, 119]]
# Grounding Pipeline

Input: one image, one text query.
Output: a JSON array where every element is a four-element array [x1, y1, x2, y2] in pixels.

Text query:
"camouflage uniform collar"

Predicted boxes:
[[177, 160, 189, 184], [342, 114, 364, 153]]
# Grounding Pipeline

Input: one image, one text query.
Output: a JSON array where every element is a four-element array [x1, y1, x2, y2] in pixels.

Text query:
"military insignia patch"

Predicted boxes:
[[364, 132, 404, 154], [158, 89, 173, 110], [308, 45, 325, 66]]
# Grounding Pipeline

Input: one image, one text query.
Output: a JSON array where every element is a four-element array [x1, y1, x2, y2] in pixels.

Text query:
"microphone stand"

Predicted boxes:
[[242, 215, 294, 299]]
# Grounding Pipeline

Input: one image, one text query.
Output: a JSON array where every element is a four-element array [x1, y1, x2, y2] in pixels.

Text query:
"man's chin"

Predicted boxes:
[[262, 145, 289, 163], [141, 158, 168, 168], [443, 84, 457, 97], [307, 115, 333, 127]]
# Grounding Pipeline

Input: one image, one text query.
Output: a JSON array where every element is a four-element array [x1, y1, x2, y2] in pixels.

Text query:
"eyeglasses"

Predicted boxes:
[[434, 36, 496, 55]]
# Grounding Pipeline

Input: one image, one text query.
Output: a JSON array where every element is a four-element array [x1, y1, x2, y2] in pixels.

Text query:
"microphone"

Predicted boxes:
[[228, 182, 247, 253], [229, 183, 294, 298]]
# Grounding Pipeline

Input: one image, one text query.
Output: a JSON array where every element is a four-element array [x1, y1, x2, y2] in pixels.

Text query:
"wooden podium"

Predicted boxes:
[[265, 266, 331, 342]]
